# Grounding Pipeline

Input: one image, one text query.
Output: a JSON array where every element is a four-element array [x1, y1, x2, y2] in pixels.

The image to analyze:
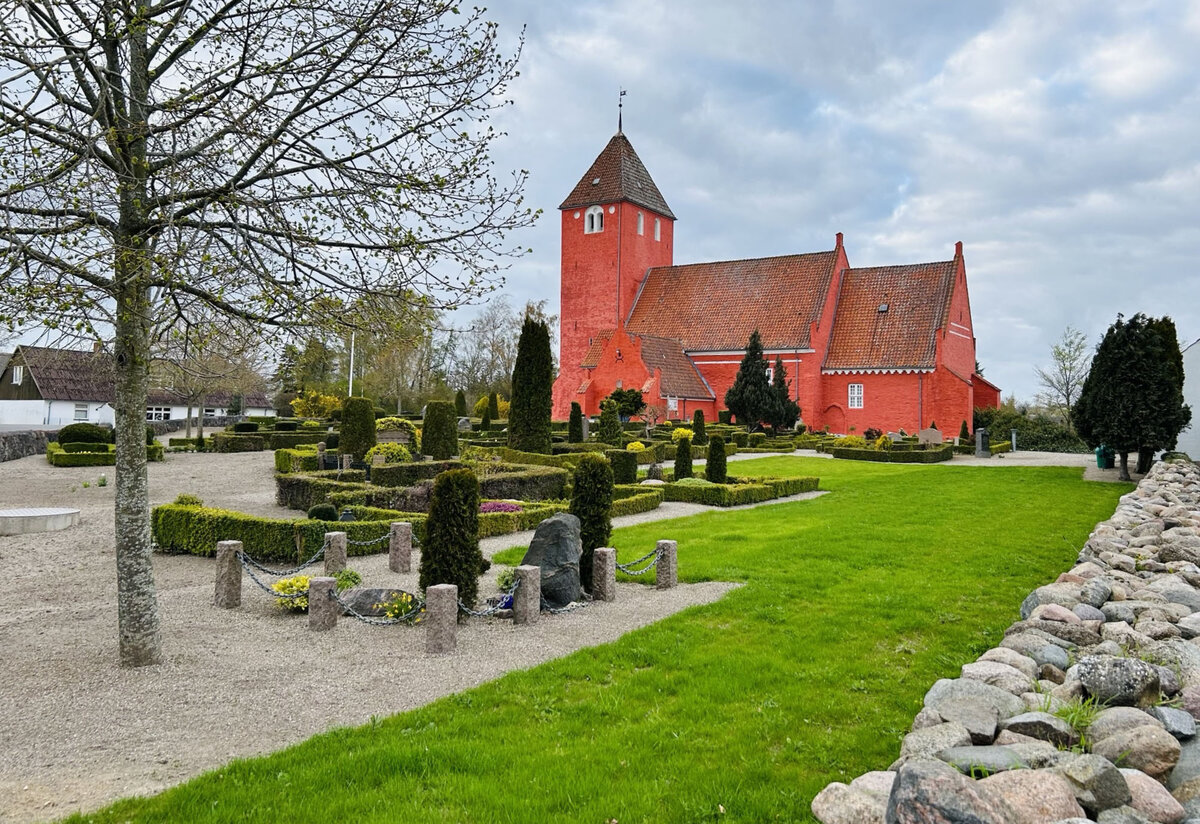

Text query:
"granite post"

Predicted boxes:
[[513, 565, 541, 625], [593, 547, 617, 602], [389, 522, 412, 573], [655, 540, 677, 590], [324, 531, 347, 575], [425, 584, 458, 653], [308, 577, 338, 631], [214, 540, 242, 608]]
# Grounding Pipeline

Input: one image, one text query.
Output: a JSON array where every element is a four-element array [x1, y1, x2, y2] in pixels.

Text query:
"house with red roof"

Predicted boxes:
[[550, 130, 1000, 434]]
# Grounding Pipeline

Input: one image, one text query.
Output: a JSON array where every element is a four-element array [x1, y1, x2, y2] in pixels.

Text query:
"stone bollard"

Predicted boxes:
[[389, 522, 412, 573], [655, 540, 677, 590], [425, 584, 458, 653], [593, 548, 617, 602], [324, 531, 347, 575], [341, 453, 352, 471], [308, 577, 338, 631], [214, 540, 243, 608], [513, 565, 541, 625]]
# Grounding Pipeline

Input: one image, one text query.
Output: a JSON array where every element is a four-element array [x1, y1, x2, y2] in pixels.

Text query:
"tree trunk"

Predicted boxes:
[[197, 394, 206, 439], [1118, 451, 1132, 483], [1136, 446, 1154, 475], [113, 284, 163, 667], [185, 403, 193, 438]]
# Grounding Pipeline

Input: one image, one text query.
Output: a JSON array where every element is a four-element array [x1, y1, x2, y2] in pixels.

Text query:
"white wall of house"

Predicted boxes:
[[1180, 339, 1200, 459], [46, 400, 114, 426], [145, 404, 275, 421], [0, 400, 47, 426]]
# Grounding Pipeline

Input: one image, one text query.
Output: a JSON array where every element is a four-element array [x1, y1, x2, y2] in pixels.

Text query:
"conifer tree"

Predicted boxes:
[[570, 454, 613, 593], [340, 397, 377, 460], [674, 436, 693, 480], [959, 420, 970, 441], [705, 434, 727, 484], [419, 468, 484, 614], [765, 356, 800, 433], [597, 399, 623, 446], [423, 401, 459, 459], [454, 390, 468, 417], [724, 329, 772, 430], [691, 410, 708, 446], [568, 402, 584, 443], [508, 316, 553, 453], [487, 391, 500, 420]]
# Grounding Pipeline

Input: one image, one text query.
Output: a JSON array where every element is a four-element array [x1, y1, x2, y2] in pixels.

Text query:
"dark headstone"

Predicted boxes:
[[521, 513, 582, 608]]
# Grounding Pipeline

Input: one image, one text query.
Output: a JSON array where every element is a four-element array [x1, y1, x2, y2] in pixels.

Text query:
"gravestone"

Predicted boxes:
[[457, 417, 472, 432], [918, 427, 942, 446], [887, 431, 903, 443], [580, 415, 589, 440], [520, 513, 582, 608], [975, 427, 991, 458]]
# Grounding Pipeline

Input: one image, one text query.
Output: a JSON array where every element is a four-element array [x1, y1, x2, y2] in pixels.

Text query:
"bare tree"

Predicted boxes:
[[0, 1, 534, 666], [1035, 326, 1091, 431], [448, 296, 557, 402]]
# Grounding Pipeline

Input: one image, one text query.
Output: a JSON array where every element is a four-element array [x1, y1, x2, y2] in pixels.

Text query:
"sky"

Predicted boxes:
[[466, 0, 1200, 404]]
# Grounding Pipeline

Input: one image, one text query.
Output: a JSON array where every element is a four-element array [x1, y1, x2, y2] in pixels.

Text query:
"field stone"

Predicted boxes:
[[884, 757, 1017, 824], [1141, 620, 1184, 640], [1150, 707, 1198, 740], [1056, 753, 1133, 815], [911, 705, 943, 731], [1096, 640, 1129, 657], [1034, 602, 1084, 623], [1147, 578, 1200, 613], [1092, 726, 1182, 779], [936, 745, 1028, 776], [1142, 640, 1200, 689], [1077, 603, 1110, 622], [1078, 655, 1162, 706], [934, 697, 1000, 744], [961, 660, 1036, 696], [1042, 663, 1068, 684], [979, 647, 1039, 679], [1004, 740, 1073, 768], [1157, 666, 1183, 698], [1180, 686, 1200, 721], [810, 782, 886, 824], [1176, 614, 1200, 640], [1088, 707, 1166, 743], [999, 711, 1080, 747], [1167, 738, 1200, 790], [924, 677, 1027, 721], [1083, 577, 1116, 608], [849, 771, 896, 800], [893, 722, 972, 767], [1119, 769, 1186, 824], [1008, 619, 1102, 647], [1107, 603, 1141, 625], [1095, 805, 1157, 823], [1022, 583, 1083, 619], [1105, 621, 1156, 648], [520, 513, 581, 609], [977, 768, 1086, 822], [1001, 633, 1072, 671]]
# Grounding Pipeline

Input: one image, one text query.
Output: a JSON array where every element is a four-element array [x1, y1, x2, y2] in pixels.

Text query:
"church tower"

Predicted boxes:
[[551, 131, 676, 418]]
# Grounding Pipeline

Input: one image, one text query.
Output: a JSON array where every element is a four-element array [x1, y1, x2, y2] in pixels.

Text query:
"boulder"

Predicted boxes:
[[1087, 707, 1165, 743], [1021, 583, 1083, 619], [1077, 655, 1162, 706], [935, 745, 1028, 777], [1119, 769, 1186, 824], [961, 660, 1035, 696], [1092, 726, 1182, 780], [849, 771, 897, 801], [520, 513, 582, 608], [1167, 737, 1200, 790], [1095, 804, 1157, 823], [1076, 603, 1109, 622], [884, 758, 1016, 823], [1031, 602, 1083, 624], [1055, 753, 1133, 815], [1141, 640, 1200, 689], [811, 782, 886, 824], [1149, 706, 1198, 740], [894, 722, 971, 767], [1082, 577, 1115, 608], [978, 647, 1039, 679], [336, 587, 420, 618], [998, 711, 1080, 748], [1002, 740, 1073, 768], [1179, 686, 1200, 721], [1175, 613, 1200, 639], [923, 678, 1027, 721], [1000, 633, 1072, 671], [1006, 619, 1102, 647], [976, 768, 1086, 822], [934, 698, 1000, 745]]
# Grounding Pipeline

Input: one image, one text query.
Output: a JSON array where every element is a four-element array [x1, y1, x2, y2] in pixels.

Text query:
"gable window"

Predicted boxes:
[[654, 218, 661, 241], [585, 205, 604, 234], [12, 364, 23, 385], [848, 384, 863, 409], [637, 211, 644, 235], [74, 403, 89, 421]]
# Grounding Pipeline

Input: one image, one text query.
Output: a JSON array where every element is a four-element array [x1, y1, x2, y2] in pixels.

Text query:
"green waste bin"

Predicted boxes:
[[1095, 446, 1115, 469]]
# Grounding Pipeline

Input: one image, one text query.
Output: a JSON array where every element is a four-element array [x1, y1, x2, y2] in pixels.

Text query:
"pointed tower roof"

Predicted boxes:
[[559, 133, 675, 219]]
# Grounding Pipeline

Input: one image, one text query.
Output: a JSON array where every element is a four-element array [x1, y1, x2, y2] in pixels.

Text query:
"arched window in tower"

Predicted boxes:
[[637, 211, 644, 235], [585, 205, 604, 234], [654, 218, 661, 241]]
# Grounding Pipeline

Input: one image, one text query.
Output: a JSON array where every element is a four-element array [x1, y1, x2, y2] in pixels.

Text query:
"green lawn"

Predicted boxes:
[[67, 458, 1130, 824]]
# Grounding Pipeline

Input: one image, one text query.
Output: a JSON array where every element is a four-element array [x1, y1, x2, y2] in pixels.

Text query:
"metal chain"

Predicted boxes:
[[237, 553, 308, 599], [458, 578, 521, 618], [616, 547, 662, 577], [328, 588, 424, 626], [540, 593, 587, 614], [239, 545, 325, 577], [345, 533, 389, 547]]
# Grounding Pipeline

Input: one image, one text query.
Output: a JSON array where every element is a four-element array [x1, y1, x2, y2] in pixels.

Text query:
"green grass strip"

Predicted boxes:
[[66, 457, 1129, 824]]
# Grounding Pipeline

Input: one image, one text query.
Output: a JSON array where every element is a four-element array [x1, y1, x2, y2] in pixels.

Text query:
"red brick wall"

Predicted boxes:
[[940, 251, 976, 381], [973, 378, 1001, 410]]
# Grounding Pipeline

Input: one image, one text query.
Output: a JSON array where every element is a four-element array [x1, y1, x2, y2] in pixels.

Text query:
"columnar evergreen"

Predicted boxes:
[[765, 356, 800, 433], [705, 434, 727, 484], [570, 453, 613, 593], [423, 400, 459, 459], [480, 408, 492, 433], [454, 390, 468, 417], [606, 449, 638, 485], [419, 468, 484, 613], [724, 329, 772, 430], [597, 399, 623, 446], [691, 410, 707, 446], [487, 391, 500, 420], [959, 420, 970, 440], [568, 402, 584, 443], [674, 436, 693, 480], [508, 316, 553, 453], [340, 397, 377, 460]]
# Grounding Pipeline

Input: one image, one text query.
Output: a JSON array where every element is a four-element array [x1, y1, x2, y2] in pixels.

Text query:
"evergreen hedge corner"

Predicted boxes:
[[570, 453, 613, 593], [674, 437, 693, 480], [705, 434, 727, 483], [568, 402, 584, 443], [423, 401, 459, 460], [691, 409, 708, 446], [340, 397, 377, 460], [597, 399, 623, 446], [418, 468, 484, 613], [605, 449, 638, 485], [454, 390, 468, 417], [508, 315, 554, 454]]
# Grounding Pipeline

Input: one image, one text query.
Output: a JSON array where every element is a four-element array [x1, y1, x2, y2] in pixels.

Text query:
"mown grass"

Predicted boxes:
[[66, 458, 1130, 824]]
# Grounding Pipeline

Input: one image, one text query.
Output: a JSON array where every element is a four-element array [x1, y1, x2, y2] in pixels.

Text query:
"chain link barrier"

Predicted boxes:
[[540, 593, 588, 614], [239, 545, 325, 578], [345, 533, 389, 548], [237, 552, 308, 599], [328, 588, 424, 626], [615, 546, 662, 577], [459, 578, 521, 618]]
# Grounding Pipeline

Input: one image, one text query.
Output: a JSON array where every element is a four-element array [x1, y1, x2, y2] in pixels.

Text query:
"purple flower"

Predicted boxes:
[[480, 501, 522, 513]]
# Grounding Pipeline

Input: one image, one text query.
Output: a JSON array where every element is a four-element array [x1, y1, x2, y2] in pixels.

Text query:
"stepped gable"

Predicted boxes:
[[579, 330, 614, 369], [823, 260, 957, 372], [559, 132, 675, 219], [625, 250, 840, 352], [636, 336, 713, 399]]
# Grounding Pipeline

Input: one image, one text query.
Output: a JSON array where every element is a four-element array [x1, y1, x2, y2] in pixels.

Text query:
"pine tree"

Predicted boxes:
[[568, 402, 584, 443], [724, 329, 772, 430], [764, 356, 800, 434], [691, 410, 707, 446], [570, 454, 613, 593], [508, 316, 554, 453], [454, 390, 467, 417], [597, 398, 623, 446], [419, 468, 484, 614]]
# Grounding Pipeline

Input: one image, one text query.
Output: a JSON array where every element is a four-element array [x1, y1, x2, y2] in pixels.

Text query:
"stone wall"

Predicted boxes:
[[0, 416, 242, 462], [813, 459, 1200, 824]]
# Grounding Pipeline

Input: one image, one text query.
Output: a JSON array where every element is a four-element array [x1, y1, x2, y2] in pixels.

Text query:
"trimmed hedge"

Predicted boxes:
[[232, 422, 259, 433], [419, 468, 484, 609], [267, 432, 328, 450], [570, 453, 613, 592], [422, 400, 459, 460], [606, 449, 638, 485], [56, 422, 110, 445], [830, 446, 953, 463], [341, 397, 377, 460], [62, 441, 111, 453], [370, 460, 465, 488], [611, 485, 663, 517], [552, 442, 607, 455], [274, 470, 368, 511], [274, 447, 320, 474], [659, 475, 819, 506], [212, 433, 265, 453], [467, 447, 579, 471], [46, 442, 163, 466]]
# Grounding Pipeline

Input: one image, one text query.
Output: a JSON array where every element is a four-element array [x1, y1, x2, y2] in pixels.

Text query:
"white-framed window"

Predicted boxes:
[[12, 364, 23, 385], [654, 218, 661, 241], [74, 403, 89, 421], [145, 406, 171, 421], [848, 384, 863, 409], [666, 396, 678, 413], [585, 205, 604, 234], [203, 408, 217, 417], [637, 211, 644, 235], [765, 367, 774, 384]]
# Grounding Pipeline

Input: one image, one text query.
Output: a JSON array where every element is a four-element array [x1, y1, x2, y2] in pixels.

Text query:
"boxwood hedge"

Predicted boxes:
[[830, 446, 953, 463], [658, 475, 818, 506]]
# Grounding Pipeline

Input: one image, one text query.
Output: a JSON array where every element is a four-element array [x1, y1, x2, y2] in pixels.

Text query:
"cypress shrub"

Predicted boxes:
[[606, 449, 637, 485], [508, 315, 554, 454], [418, 468, 484, 613], [487, 392, 500, 420], [480, 408, 492, 433], [718, 410, 732, 425], [692, 410, 708, 446], [422, 400, 459, 460], [706, 434, 727, 483], [570, 453, 613, 593], [959, 420, 970, 440], [454, 390, 468, 417], [340, 397, 377, 460], [674, 437, 693, 479], [597, 399, 623, 445], [568, 402, 584, 443], [57, 422, 109, 445], [145, 425, 157, 446]]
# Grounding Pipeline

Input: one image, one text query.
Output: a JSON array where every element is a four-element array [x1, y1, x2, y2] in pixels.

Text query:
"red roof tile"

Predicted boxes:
[[822, 261, 957, 371], [625, 251, 839, 352], [579, 330, 614, 369], [559, 133, 675, 219], [636, 335, 713, 399]]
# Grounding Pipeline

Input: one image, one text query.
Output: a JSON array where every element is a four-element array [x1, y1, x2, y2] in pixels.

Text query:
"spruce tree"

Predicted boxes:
[[597, 398, 623, 445], [508, 315, 554, 453], [724, 329, 772, 430], [487, 391, 500, 420], [568, 402, 584, 443], [705, 434, 727, 484], [419, 468, 484, 613], [765, 356, 800, 434], [674, 436, 693, 479], [454, 390, 467, 417], [570, 453, 613, 593], [691, 410, 707, 446]]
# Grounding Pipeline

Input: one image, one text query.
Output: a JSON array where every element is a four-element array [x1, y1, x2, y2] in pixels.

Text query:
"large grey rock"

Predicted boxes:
[[337, 587, 421, 618], [961, 660, 1035, 696], [1167, 737, 1200, 790], [1076, 603, 1110, 622], [884, 758, 1016, 823], [894, 722, 972, 767], [1119, 768, 1186, 824], [1096, 805, 1156, 823], [1007, 619, 1102, 647], [1022, 583, 1083, 619], [976, 768, 1086, 822], [1083, 577, 1115, 608], [811, 782, 886, 824], [1092, 726, 1182, 780], [1143, 640, 1200, 689], [1147, 577, 1200, 612], [849, 771, 897, 801], [978, 647, 1039, 679], [1078, 655, 1162, 706], [1176, 613, 1200, 640], [1088, 707, 1165, 743], [1056, 753, 1133, 815], [935, 698, 1000, 745], [1000, 633, 1072, 670], [924, 678, 1027, 721], [998, 711, 1080, 748], [1003, 740, 1073, 768], [936, 745, 1028, 776], [1151, 706, 1199, 740], [520, 513, 582, 608]]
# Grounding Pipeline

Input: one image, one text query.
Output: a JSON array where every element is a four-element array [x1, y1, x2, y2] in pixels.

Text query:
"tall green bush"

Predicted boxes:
[[340, 397, 377, 460], [706, 435, 727, 483], [454, 390, 468, 417], [487, 391, 500, 420], [423, 400, 459, 460], [691, 410, 708, 446], [674, 437, 693, 480], [418, 468, 484, 612], [606, 449, 637, 485], [568, 402, 584, 443], [570, 454, 613, 593], [480, 408, 492, 433], [959, 420, 970, 441], [508, 315, 553, 454], [597, 399, 623, 446], [724, 329, 772, 430], [57, 422, 109, 445]]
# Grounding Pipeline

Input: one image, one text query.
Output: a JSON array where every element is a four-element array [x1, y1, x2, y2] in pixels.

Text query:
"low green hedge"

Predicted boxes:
[[168, 437, 210, 448], [551, 442, 608, 455], [611, 485, 663, 517], [46, 442, 163, 466], [658, 475, 819, 506], [267, 432, 328, 450], [212, 433, 265, 453], [61, 441, 111, 453], [274, 470, 368, 511], [371, 460, 464, 488], [466, 446, 580, 470], [274, 447, 320, 474], [831, 446, 953, 463]]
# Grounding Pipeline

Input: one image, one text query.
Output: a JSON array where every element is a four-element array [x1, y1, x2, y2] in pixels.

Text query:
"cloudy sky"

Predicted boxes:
[[470, 0, 1200, 403]]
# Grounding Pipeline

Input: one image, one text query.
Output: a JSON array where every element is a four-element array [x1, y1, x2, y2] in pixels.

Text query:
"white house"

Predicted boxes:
[[1180, 337, 1200, 459]]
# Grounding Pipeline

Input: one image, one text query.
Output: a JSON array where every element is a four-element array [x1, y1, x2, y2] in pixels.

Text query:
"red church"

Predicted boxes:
[[550, 130, 1001, 434]]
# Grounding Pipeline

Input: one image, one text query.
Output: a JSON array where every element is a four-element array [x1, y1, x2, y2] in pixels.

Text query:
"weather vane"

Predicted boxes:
[[618, 88, 626, 133]]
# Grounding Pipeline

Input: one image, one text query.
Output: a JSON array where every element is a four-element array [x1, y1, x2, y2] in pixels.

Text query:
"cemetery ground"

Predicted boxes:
[[0, 452, 1130, 823]]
